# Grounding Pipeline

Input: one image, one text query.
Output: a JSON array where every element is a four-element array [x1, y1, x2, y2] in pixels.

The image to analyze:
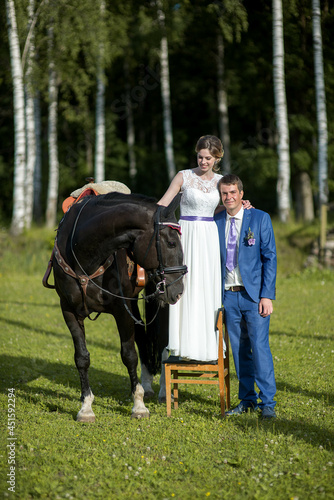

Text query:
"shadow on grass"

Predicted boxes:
[[0, 316, 119, 353], [271, 328, 332, 342], [0, 298, 59, 309], [0, 354, 137, 419], [276, 380, 334, 406], [231, 413, 334, 450]]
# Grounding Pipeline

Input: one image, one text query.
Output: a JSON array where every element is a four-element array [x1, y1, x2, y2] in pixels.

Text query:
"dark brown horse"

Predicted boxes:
[[46, 192, 186, 421]]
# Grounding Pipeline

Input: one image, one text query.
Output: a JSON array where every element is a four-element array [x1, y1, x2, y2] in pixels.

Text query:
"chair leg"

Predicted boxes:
[[173, 371, 179, 410], [225, 371, 230, 410], [218, 378, 226, 417], [165, 365, 172, 417], [224, 320, 231, 410]]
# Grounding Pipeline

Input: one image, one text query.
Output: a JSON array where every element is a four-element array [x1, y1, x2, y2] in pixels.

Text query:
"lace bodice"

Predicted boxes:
[[180, 169, 222, 217]]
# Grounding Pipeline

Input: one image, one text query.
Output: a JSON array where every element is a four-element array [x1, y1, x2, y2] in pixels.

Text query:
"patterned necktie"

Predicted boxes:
[[226, 217, 237, 272]]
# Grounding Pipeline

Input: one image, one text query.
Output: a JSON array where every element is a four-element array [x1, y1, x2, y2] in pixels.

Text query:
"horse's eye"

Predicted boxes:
[[167, 241, 176, 248]]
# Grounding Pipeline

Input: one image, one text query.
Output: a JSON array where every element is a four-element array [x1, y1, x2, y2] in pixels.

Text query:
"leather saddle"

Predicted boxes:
[[43, 185, 146, 290]]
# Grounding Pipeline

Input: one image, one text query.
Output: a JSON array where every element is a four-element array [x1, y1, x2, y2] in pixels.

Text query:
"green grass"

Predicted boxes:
[[0, 224, 334, 499]]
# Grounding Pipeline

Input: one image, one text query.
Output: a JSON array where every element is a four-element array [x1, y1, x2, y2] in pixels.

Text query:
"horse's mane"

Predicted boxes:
[[95, 191, 157, 207]]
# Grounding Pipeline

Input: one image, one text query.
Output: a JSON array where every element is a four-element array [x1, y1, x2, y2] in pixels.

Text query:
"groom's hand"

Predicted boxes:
[[259, 298, 273, 317]]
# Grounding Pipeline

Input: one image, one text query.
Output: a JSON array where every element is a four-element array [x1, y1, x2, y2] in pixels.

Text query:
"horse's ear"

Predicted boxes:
[[161, 193, 181, 219]]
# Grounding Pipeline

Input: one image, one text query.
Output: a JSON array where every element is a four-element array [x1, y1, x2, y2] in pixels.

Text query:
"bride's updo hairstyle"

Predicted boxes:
[[195, 135, 224, 172]]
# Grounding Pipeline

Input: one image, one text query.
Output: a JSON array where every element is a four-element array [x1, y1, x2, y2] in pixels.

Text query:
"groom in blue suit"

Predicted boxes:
[[215, 174, 277, 419]]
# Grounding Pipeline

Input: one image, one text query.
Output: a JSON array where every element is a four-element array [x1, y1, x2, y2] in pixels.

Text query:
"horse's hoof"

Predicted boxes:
[[144, 390, 155, 400], [76, 412, 96, 423], [131, 411, 150, 419]]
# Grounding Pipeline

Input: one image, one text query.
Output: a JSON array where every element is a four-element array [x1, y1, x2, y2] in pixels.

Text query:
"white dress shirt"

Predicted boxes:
[[225, 207, 244, 289]]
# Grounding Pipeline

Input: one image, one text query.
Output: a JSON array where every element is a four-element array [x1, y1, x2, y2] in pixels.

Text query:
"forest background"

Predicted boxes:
[[1, 0, 333, 231]]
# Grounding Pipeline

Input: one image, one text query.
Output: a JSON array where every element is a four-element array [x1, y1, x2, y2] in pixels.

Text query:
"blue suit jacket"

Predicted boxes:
[[214, 208, 277, 303]]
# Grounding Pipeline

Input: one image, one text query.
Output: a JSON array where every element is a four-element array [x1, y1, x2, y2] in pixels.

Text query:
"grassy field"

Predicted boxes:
[[0, 222, 333, 499]]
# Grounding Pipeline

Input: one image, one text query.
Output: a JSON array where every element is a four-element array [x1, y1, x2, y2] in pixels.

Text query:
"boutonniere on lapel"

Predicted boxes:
[[245, 227, 255, 246]]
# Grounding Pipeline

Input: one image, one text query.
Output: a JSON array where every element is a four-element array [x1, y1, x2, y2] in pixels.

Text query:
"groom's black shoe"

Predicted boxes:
[[225, 402, 258, 416]]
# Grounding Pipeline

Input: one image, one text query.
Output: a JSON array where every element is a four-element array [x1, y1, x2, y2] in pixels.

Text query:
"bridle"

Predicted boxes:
[[140, 205, 188, 293], [67, 199, 187, 325]]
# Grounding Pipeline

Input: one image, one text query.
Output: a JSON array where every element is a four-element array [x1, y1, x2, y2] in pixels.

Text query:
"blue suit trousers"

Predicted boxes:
[[224, 289, 276, 408]]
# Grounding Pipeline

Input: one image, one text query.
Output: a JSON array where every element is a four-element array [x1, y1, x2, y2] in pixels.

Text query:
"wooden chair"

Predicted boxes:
[[164, 307, 230, 417]]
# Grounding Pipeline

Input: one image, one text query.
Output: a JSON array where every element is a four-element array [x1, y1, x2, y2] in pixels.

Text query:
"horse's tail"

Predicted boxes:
[[134, 284, 169, 375]]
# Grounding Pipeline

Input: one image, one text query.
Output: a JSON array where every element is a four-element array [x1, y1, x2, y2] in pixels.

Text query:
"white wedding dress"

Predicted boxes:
[[168, 169, 223, 361]]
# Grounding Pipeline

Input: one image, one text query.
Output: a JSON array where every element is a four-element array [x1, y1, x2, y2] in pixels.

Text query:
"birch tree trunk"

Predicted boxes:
[[272, 0, 290, 222], [46, 23, 59, 228], [21, 0, 44, 222], [24, 0, 37, 228], [217, 33, 231, 173], [124, 60, 137, 186], [6, 0, 26, 236], [33, 91, 42, 221], [157, 0, 176, 181], [312, 0, 328, 207], [95, 70, 105, 183], [94, 0, 106, 183], [294, 172, 314, 222]]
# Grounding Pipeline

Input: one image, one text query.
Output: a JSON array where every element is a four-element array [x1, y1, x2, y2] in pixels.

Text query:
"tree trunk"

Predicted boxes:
[[46, 23, 59, 228], [6, 0, 26, 236], [22, 0, 45, 221], [157, 0, 176, 181], [294, 172, 314, 222], [86, 132, 93, 175], [94, 0, 106, 183], [95, 71, 105, 183], [24, 0, 37, 229], [312, 0, 328, 207], [124, 60, 137, 187], [217, 33, 231, 173], [272, 0, 290, 223], [33, 91, 42, 222]]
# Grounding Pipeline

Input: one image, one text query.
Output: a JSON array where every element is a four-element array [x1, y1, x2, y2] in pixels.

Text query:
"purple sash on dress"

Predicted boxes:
[[180, 216, 214, 222]]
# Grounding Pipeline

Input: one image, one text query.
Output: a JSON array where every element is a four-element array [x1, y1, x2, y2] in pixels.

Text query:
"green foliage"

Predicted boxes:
[[208, 0, 248, 43], [229, 145, 278, 214], [0, 226, 334, 499], [1, 0, 334, 225]]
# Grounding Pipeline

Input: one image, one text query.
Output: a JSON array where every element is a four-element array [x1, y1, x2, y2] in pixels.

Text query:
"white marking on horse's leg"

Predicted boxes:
[[76, 392, 95, 423], [158, 348, 168, 402], [140, 361, 155, 398], [131, 383, 150, 419]]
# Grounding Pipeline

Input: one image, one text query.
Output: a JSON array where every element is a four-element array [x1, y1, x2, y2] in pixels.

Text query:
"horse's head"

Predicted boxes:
[[132, 194, 187, 305]]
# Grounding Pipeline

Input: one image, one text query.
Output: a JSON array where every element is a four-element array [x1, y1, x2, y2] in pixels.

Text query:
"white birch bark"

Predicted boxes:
[[312, 0, 328, 206], [94, 0, 106, 183], [46, 23, 59, 228], [33, 91, 42, 221], [217, 33, 231, 173], [157, 0, 176, 181], [124, 61, 137, 183], [24, 0, 37, 228], [21, 0, 44, 221], [95, 73, 105, 183], [127, 100, 136, 182], [272, 0, 290, 222], [6, 0, 26, 236]]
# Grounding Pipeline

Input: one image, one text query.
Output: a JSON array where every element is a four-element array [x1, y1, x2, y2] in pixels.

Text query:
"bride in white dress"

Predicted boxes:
[[158, 135, 224, 361]]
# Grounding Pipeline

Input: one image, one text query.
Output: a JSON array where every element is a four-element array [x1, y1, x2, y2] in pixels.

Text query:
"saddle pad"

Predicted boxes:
[[71, 180, 131, 198], [62, 180, 131, 213]]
